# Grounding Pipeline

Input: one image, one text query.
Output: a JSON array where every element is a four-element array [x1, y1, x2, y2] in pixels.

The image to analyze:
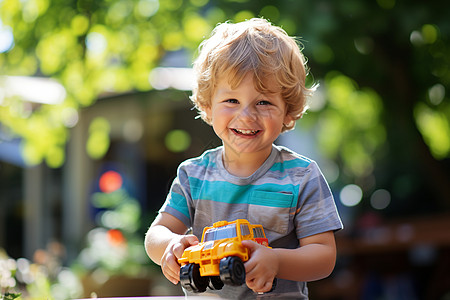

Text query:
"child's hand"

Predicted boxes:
[[161, 234, 199, 285], [242, 240, 279, 294]]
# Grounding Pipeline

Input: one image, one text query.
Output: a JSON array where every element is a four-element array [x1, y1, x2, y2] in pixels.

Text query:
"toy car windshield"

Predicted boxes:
[[203, 224, 237, 242]]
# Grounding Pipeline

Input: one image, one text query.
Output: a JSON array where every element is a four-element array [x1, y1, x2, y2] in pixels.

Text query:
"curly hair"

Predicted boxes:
[[190, 18, 315, 132]]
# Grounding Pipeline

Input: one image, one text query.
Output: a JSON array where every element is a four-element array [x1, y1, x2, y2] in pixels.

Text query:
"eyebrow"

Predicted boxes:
[[214, 88, 237, 98]]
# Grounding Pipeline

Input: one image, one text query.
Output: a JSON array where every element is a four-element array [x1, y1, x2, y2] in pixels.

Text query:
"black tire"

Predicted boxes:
[[208, 276, 224, 290], [180, 263, 209, 293], [219, 256, 246, 286]]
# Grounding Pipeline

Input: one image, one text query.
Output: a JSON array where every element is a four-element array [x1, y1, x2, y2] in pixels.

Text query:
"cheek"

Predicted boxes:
[[212, 107, 234, 122], [210, 109, 229, 132]]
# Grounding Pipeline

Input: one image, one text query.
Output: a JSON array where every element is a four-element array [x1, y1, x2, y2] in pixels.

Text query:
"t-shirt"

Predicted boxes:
[[159, 144, 343, 299]]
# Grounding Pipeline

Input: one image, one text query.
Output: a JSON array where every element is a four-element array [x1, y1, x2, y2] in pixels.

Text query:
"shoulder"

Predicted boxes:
[[273, 145, 316, 170], [178, 146, 222, 175]]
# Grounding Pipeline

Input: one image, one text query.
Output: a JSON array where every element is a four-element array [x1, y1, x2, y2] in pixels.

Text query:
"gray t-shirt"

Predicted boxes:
[[160, 144, 343, 299]]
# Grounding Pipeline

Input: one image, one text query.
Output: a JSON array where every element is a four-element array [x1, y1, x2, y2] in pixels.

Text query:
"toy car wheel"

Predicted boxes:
[[180, 263, 209, 293], [219, 256, 246, 286], [208, 276, 224, 290]]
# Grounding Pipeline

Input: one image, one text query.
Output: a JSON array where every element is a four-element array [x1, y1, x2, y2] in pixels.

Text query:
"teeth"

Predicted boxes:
[[235, 129, 258, 135]]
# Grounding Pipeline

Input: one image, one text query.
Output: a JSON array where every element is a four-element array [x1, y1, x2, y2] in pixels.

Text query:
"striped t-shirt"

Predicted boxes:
[[159, 144, 343, 299]]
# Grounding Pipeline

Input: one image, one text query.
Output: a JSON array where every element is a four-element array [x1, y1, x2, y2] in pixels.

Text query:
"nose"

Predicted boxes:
[[239, 104, 257, 121]]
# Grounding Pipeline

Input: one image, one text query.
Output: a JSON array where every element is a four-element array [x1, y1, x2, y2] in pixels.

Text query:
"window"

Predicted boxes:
[[204, 224, 237, 241], [240, 224, 250, 236], [252, 227, 264, 238]]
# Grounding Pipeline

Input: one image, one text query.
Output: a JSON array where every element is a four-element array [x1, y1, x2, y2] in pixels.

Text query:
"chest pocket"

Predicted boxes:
[[247, 191, 294, 235]]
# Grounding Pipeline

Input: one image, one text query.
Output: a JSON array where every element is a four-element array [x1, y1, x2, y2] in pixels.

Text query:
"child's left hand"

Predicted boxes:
[[241, 240, 279, 294]]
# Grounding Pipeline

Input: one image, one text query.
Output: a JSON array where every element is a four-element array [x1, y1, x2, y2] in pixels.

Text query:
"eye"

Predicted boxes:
[[256, 100, 271, 106], [224, 99, 239, 104]]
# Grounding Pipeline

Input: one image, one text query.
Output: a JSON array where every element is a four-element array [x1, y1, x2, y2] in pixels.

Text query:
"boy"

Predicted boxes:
[[145, 18, 343, 299]]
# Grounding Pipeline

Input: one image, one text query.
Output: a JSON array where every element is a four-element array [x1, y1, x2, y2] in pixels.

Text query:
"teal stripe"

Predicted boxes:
[[270, 157, 311, 172], [249, 190, 294, 207], [192, 150, 217, 168], [190, 178, 251, 204], [167, 192, 190, 219], [189, 177, 298, 208]]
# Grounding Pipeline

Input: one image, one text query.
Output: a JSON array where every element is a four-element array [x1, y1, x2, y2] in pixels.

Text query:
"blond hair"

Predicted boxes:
[[190, 18, 314, 132]]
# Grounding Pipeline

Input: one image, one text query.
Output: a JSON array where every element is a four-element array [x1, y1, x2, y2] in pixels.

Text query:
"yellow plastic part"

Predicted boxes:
[[178, 219, 270, 277]]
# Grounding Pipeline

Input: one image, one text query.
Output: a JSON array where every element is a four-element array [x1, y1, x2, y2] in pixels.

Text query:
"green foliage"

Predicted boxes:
[[0, 0, 210, 167], [316, 72, 385, 178], [414, 102, 450, 159], [1, 0, 449, 204], [86, 117, 110, 160], [2, 292, 21, 300]]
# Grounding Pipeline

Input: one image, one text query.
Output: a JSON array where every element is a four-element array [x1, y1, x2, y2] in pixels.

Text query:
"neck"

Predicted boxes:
[[222, 146, 272, 177]]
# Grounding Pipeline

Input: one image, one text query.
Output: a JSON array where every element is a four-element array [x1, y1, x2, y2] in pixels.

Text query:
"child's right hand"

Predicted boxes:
[[161, 234, 199, 285]]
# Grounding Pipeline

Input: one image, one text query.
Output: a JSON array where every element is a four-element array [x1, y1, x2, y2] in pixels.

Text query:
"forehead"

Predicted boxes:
[[217, 71, 281, 94]]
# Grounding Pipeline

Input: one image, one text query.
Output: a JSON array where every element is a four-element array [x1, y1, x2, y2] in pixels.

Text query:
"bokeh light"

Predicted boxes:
[[99, 170, 123, 193], [165, 129, 191, 153], [428, 83, 445, 106], [340, 184, 363, 207], [0, 22, 14, 53], [86, 117, 111, 160], [135, 0, 159, 18], [123, 118, 143, 143], [61, 107, 79, 128], [85, 32, 108, 55], [370, 189, 391, 210]]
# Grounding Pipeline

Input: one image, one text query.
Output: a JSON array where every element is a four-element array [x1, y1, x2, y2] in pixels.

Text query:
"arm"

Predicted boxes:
[[145, 212, 199, 285], [242, 231, 336, 293]]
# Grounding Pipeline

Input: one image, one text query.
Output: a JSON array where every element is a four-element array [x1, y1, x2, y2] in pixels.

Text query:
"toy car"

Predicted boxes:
[[178, 219, 274, 293]]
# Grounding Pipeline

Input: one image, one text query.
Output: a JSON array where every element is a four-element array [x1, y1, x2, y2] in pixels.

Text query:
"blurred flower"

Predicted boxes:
[[1, 245, 83, 300], [1, 251, 18, 296], [107, 229, 126, 247]]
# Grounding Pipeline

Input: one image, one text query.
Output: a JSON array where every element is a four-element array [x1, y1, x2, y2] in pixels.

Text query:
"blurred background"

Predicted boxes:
[[0, 0, 449, 299]]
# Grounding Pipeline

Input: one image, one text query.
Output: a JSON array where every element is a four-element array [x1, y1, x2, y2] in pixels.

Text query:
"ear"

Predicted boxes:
[[283, 113, 294, 128], [203, 105, 213, 124]]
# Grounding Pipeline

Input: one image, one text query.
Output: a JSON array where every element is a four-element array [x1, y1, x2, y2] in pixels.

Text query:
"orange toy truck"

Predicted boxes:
[[178, 219, 273, 293]]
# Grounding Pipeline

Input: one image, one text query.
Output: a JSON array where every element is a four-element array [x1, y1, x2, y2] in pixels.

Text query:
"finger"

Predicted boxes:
[[163, 253, 181, 284], [251, 278, 272, 294], [163, 268, 179, 285], [244, 259, 256, 275], [248, 280, 267, 293], [184, 234, 199, 246], [172, 243, 185, 259], [167, 253, 181, 275], [161, 259, 179, 285], [173, 235, 199, 258], [162, 265, 178, 285], [241, 239, 258, 252], [259, 280, 273, 293]]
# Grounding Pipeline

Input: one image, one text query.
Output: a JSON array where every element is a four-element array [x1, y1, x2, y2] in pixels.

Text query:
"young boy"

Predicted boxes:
[[145, 18, 343, 299]]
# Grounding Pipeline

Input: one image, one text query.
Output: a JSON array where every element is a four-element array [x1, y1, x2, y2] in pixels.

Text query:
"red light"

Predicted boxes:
[[107, 229, 126, 246], [99, 170, 123, 193]]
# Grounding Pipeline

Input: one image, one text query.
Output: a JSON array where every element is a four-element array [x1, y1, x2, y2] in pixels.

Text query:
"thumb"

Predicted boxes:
[[173, 235, 199, 259], [183, 234, 199, 246], [241, 240, 259, 252]]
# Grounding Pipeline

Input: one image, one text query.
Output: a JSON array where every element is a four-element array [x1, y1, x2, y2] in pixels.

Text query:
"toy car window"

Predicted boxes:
[[252, 227, 264, 238], [240, 224, 250, 236], [204, 224, 237, 241]]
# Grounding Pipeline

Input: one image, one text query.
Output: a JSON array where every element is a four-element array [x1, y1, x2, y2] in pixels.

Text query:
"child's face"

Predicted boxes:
[[206, 72, 293, 157]]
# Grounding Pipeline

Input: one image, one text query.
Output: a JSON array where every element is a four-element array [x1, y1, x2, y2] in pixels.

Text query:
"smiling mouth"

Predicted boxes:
[[232, 128, 261, 136]]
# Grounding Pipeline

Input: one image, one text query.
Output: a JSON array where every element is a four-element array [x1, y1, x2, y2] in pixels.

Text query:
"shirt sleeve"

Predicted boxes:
[[294, 161, 343, 239], [159, 164, 192, 228]]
